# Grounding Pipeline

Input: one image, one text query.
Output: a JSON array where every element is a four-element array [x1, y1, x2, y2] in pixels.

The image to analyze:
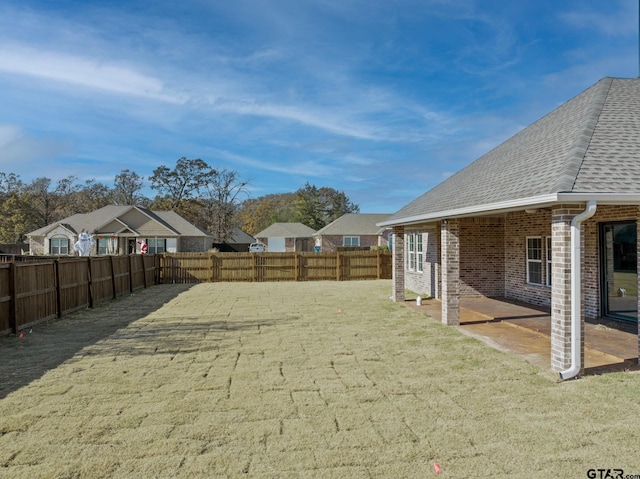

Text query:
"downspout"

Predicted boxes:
[[559, 200, 597, 380]]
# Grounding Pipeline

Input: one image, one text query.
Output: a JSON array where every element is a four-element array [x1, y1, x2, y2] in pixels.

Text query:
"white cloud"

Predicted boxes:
[[559, 1, 638, 37], [0, 45, 184, 103]]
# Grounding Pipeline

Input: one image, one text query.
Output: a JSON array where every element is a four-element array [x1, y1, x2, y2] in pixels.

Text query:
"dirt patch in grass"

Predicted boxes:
[[1, 280, 640, 478]]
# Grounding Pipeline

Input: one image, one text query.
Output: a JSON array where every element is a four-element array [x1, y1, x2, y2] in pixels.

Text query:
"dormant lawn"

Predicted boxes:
[[1, 280, 639, 478]]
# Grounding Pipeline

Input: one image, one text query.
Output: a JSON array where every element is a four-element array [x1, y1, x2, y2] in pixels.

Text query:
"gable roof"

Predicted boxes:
[[227, 228, 255, 244], [315, 214, 391, 236], [380, 77, 640, 227], [27, 205, 212, 238], [255, 222, 316, 238]]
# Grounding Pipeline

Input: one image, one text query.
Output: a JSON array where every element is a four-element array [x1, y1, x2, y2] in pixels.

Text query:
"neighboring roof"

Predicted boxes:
[[150, 210, 211, 236], [227, 228, 255, 244], [255, 222, 316, 238], [315, 214, 391, 236], [381, 77, 640, 226], [27, 205, 212, 238]]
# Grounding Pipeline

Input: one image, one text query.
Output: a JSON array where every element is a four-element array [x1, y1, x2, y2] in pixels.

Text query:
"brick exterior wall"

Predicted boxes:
[[505, 210, 553, 307], [550, 205, 583, 371], [179, 236, 212, 252], [441, 219, 460, 325], [392, 226, 405, 302], [319, 234, 386, 252], [460, 217, 505, 297]]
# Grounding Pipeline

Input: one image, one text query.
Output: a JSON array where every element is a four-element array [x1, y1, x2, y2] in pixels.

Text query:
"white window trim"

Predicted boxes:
[[50, 237, 69, 255], [546, 236, 552, 287], [416, 233, 423, 273], [408, 234, 415, 271], [526, 236, 543, 285], [343, 236, 360, 247]]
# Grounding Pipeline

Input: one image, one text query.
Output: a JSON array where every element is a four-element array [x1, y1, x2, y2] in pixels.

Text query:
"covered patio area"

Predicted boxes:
[[408, 296, 639, 376]]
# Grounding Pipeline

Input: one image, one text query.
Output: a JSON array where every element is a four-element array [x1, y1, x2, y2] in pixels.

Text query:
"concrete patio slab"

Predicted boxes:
[[407, 296, 639, 374]]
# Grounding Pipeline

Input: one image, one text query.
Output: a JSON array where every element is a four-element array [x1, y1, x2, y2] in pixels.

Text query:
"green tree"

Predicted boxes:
[[238, 193, 297, 236], [149, 158, 215, 210], [75, 179, 113, 212], [0, 173, 27, 243], [293, 182, 359, 230]]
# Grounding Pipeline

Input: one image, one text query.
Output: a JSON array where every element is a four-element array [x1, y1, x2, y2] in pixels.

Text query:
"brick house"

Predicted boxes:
[[27, 205, 214, 255], [313, 213, 391, 252], [378, 77, 640, 379]]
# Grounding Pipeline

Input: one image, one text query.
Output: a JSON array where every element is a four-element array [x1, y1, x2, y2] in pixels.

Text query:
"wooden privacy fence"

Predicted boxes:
[[0, 255, 159, 336], [160, 250, 392, 283]]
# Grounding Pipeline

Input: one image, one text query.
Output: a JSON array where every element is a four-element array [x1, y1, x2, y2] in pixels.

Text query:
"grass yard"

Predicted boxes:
[[1, 280, 639, 478]]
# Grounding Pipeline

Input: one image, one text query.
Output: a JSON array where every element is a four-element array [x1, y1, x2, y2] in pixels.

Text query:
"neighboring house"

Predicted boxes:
[[314, 213, 391, 252], [254, 223, 316, 252], [212, 228, 256, 252], [27, 205, 214, 256], [378, 77, 640, 378]]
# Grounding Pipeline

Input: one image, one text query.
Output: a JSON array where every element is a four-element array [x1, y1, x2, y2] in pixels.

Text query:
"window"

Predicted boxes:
[[546, 236, 552, 286], [343, 236, 360, 247], [408, 234, 415, 271], [526, 237, 542, 285], [147, 238, 166, 254], [50, 237, 69, 255], [98, 237, 118, 255], [416, 233, 423, 273]]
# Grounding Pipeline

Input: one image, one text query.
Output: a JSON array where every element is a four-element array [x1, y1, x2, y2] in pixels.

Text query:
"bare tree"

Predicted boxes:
[[113, 169, 145, 205], [201, 169, 249, 242]]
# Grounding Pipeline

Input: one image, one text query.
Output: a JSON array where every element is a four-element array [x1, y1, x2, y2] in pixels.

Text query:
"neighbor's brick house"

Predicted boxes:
[[27, 205, 214, 256], [313, 213, 391, 252], [379, 77, 640, 378]]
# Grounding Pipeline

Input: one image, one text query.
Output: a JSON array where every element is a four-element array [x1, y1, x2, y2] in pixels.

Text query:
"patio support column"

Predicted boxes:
[[551, 205, 585, 373], [391, 226, 405, 302], [441, 219, 460, 326]]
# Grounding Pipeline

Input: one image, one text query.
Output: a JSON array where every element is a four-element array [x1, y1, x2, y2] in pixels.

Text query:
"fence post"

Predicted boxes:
[[376, 249, 381, 279], [110, 256, 117, 299], [210, 253, 215, 282], [55, 259, 62, 318], [9, 262, 16, 334], [128, 255, 134, 293], [336, 251, 341, 281], [88, 257, 94, 308], [252, 253, 257, 282]]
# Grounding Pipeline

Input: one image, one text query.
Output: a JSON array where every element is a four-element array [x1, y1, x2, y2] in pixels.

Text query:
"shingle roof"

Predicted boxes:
[[315, 214, 391, 235], [255, 222, 316, 238], [27, 205, 212, 238], [381, 77, 640, 226]]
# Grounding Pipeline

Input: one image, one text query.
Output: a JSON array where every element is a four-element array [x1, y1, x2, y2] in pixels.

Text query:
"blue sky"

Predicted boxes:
[[0, 0, 638, 213]]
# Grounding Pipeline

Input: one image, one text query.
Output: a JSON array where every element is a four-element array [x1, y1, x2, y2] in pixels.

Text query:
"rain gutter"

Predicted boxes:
[[559, 200, 597, 381]]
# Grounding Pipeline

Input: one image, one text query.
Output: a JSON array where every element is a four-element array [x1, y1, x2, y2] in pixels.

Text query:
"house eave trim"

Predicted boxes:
[[377, 194, 559, 227], [378, 192, 640, 228]]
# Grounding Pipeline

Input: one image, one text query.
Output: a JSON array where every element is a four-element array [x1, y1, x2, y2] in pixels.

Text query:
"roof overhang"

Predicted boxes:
[[377, 193, 640, 228]]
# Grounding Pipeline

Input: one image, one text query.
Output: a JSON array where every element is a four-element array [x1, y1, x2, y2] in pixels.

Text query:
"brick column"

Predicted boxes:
[[391, 226, 405, 302], [441, 219, 460, 326], [551, 205, 585, 373]]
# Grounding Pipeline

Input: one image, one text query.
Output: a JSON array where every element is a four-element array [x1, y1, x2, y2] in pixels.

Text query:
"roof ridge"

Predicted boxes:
[[549, 77, 613, 193]]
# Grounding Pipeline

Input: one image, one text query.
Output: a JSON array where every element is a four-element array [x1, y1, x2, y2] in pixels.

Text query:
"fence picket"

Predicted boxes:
[[159, 251, 391, 283]]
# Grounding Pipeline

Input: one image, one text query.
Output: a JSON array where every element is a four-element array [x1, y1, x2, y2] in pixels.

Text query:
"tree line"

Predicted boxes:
[[0, 157, 359, 245]]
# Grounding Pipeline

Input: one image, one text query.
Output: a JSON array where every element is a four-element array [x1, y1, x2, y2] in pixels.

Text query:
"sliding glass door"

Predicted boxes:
[[601, 222, 638, 322]]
